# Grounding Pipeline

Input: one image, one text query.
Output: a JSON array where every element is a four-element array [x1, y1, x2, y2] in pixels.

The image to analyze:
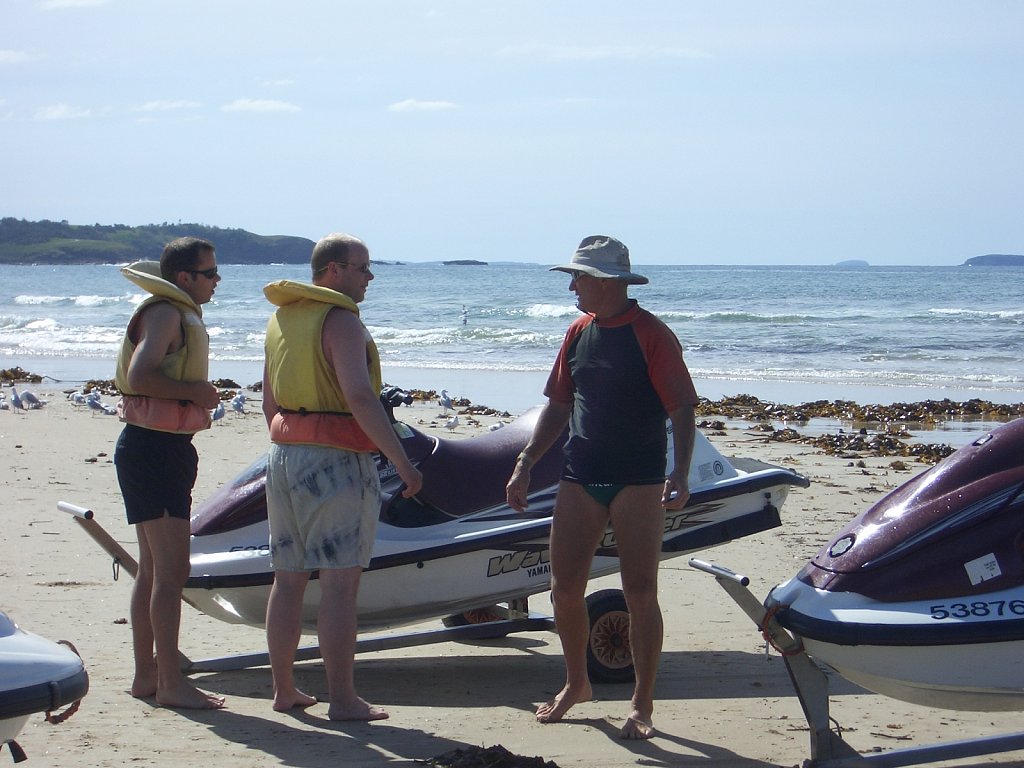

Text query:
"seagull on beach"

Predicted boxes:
[[211, 401, 225, 424], [439, 389, 453, 416], [67, 390, 88, 407], [231, 393, 246, 416], [9, 386, 25, 414], [85, 392, 116, 416], [20, 389, 43, 409], [444, 414, 459, 433]]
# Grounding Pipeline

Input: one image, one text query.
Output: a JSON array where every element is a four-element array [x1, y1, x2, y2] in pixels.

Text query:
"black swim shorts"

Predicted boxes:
[[114, 424, 199, 525]]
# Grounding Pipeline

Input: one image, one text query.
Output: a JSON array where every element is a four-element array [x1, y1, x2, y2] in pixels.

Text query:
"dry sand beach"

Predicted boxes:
[[3, 384, 1024, 767]]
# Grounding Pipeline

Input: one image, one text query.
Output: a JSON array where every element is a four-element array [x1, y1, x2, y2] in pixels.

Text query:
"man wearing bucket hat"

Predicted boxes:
[[506, 235, 698, 740]]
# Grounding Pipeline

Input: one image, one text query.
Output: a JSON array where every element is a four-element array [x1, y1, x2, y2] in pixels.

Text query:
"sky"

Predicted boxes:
[[2, 1, 1023, 266]]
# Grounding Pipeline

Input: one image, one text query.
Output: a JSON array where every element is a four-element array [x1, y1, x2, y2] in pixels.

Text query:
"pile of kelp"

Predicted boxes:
[[764, 425, 955, 463], [695, 395, 1024, 463], [419, 745, 560, 768], [695, 394, 1024, 424], [0, 366, 43, 383]]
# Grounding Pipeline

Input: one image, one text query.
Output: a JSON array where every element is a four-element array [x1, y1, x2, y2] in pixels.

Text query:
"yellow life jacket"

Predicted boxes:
[[115, 261, 212, 434], [263, 280, 382, 452]]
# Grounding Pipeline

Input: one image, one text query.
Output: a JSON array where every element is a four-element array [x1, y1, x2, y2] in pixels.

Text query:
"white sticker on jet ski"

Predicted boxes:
[[697, 462, 716, 482], [964, 553, 1001, 586]]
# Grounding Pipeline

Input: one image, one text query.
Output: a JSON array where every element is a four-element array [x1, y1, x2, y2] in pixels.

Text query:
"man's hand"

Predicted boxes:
[[662, 468, 690, 510], [191, 381, 221, 410], [398, 465, 423, 498], [506, 464, 531, 512]]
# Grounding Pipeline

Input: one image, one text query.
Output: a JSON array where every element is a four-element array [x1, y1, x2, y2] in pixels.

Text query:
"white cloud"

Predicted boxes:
[[221, 98, 300, 113], [39, 0, 109, 8], [134, 99, 202, 112], [34, 103, 92, 120], [499, 43, 708, 61], [388, 98, 457, 113], [0, 50, 32, 64]]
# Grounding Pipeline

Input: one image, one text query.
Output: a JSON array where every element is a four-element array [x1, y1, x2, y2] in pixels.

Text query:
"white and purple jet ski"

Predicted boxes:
[[693, 417, 1024, 766], [180, 391, 808, 635], [769, 417, 1024, 713]]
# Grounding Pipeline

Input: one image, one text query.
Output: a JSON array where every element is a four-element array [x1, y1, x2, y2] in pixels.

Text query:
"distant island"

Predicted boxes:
[[963, 254, 1024, 267], [834, 259, 869, 268], [443, 259, 487, 266], [0, 217, 314, 265]]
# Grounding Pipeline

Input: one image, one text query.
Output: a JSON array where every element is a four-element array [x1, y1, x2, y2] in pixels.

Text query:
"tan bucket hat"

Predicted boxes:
[[550, 235, 648, 285]]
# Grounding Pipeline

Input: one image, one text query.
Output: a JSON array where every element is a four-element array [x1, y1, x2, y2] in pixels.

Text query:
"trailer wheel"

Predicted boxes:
[[585, 589, 634, 684]]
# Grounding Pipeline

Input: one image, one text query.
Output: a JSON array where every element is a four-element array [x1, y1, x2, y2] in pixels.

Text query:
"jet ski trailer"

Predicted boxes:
[[690, 417, 1024, 767], [63, 398, 809, 681]]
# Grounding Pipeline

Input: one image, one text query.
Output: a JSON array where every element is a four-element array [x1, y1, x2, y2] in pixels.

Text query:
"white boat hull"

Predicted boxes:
[[770, 578, 1024, 711]]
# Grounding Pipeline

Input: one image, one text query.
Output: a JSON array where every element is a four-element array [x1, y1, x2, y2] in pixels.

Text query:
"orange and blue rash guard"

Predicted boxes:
[[544, 300, 698, 485]]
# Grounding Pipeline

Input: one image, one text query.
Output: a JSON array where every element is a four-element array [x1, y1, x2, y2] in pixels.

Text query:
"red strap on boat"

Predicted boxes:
[[759, 604, 805, 656], [45, 640, 85, 725]]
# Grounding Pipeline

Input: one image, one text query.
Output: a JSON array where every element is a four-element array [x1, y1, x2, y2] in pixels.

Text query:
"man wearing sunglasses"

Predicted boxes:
[[261, 233, 423, 720], [506, 235, 697, 740], [113, 236, 224, 710]]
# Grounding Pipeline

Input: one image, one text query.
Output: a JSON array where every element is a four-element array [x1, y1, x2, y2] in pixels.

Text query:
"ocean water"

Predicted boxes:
[[1, 262, 1022, 418]]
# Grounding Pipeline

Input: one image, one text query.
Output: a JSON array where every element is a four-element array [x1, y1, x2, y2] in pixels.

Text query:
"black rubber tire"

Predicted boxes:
[[585, 589, 635, 684]]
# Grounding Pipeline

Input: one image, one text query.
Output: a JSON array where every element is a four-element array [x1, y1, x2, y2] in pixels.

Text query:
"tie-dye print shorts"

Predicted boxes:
[[266, 443, 382, 571]]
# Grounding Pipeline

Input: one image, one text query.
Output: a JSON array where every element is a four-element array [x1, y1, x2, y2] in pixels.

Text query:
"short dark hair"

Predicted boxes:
[[311, 233, 366, 278], [160, 237, 215, 281]]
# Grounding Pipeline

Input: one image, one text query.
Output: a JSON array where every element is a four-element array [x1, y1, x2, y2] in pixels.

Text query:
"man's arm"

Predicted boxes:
[[505, 398, 571, 512], [323, 308, 423, 498], [662, 404, 696, 510], [126, 302, 219, 409], [261, 361, 277, 429]]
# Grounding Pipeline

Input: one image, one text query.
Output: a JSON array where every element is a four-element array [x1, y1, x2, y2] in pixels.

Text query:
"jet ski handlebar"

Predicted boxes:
[[380, 386, 414, 423]]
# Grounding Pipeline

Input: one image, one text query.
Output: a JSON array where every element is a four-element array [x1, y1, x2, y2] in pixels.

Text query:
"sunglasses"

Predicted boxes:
[[317, 261, 372, 275], [188, 267, 219, 279]]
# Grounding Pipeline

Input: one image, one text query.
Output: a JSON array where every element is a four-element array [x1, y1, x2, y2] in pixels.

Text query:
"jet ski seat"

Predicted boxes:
[[383, 406, 566, 525]]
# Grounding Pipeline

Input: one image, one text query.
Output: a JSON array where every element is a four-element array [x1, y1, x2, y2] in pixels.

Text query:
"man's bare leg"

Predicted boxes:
[[266, 570, 318, 711], [144, 515, 225, 709], [130, 525, 157, 697], [610, 486, 664, 739], [318, 567, 388, 721], [536, 482, 606, 723]]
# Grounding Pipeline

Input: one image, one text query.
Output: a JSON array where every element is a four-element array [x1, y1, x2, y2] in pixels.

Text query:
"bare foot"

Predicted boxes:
[[620, 713, 656, 740], [155, 679, 226, 710], [272, 689, 318, 712], [327, 696, 389, 721], [535, 681, 593, 723], [130, 672, 157, 699]]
